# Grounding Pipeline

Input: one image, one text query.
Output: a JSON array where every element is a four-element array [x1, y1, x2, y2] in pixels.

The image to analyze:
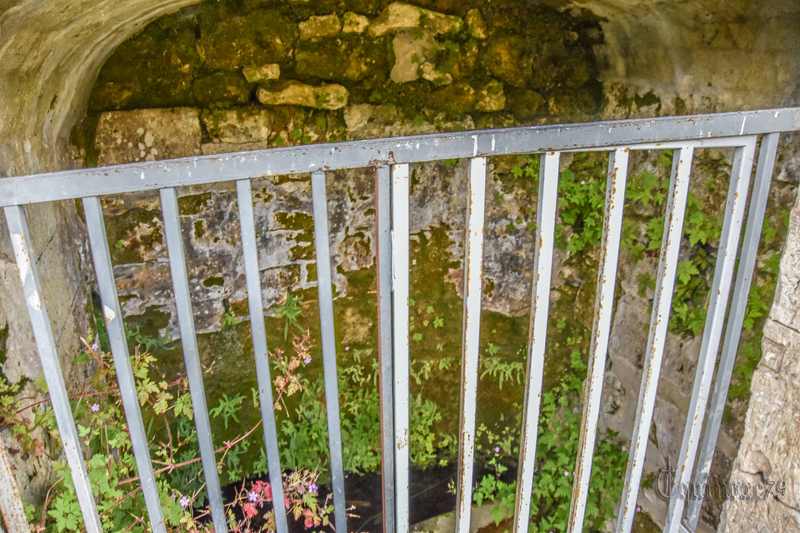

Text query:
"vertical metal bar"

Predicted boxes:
[[567, 148, 630, 532], [391, 163, 410, 533], [615, 147, 695, 533], [159, 188, 227, 533], [3, 206, 102, 533], [0, 420, 31, 533], [375, 165, 396, 533], [310, 171, 348, 533], [82, 196, 166, 533], [513, 151, 561, 533], [235, 180, 289, 533], [684, 133, 781, 531], [455, 157, 487, 533], [664, 138, 756, 533]]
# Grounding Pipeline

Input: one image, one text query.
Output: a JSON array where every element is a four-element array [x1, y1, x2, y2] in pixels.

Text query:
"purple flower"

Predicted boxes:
[[90, 403, 100, 413], [248, 491, 259, 503], [636, 506, 641, 513], [345, 346, 350, 351], [91, 341, 100, 353], [308, 483, 318, 494], [621, 446, 627, 452], [580, 180, 585, 185], [304, 357, 312, 365], [564, 471, 569, 477], [180, 496, 191, 508], [494, 447, 500, 453]]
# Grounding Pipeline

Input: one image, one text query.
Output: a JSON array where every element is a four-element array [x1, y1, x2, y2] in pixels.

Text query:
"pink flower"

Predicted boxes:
[[308, 483, 318, 494], [248, 491, 259, 503], [304, 357, 312, 365], [494, 447, 500, 453], [244, 503, 258, 519], [564, 471, 569, 477], [90, 403, 100, 412], [345, 346, 350, 351], [180, 496, 191, 508]]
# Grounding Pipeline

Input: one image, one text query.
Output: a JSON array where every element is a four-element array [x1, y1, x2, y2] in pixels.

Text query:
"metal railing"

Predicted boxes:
[[2, 108, 799, 533]]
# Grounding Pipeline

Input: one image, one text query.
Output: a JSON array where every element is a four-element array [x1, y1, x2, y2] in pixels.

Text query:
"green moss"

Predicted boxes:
[[194, 220, 206, 240], [105, 207, 164, 264], [0, 324, 8, 366], [178, 193, 212, 215], [203, 276, 225, 287], [631, 511, 662, 533], [123, 305, 172, 355], [634, 90, 662, 112]]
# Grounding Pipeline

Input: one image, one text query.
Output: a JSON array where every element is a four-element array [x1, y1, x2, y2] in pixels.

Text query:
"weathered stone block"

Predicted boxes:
[[95, 108, 201, 165], [465, 9, 487, 39], [420, 62, 452, 85], [344, 104, 435, 139], [201, 107, 272, 144], [242, 63, 280, 83], [342, 12, 369, 33], [483, 35, 533, 88], [506, 87, 544, 120], [257, 81, 348, 110], [475, 79, 505, 112], [299, 14, 342, 41], [368, 2, 463, 37], [193, 71, 252, 106], [390, 28, 439, 83]]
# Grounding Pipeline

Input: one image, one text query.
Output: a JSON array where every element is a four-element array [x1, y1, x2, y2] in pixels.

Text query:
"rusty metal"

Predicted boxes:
[[684, 133, 781, 530], [615, 148, 695, 533], [2, 109, 799, 208], [236, 179, 289, 533], [664, 138, 756, 533], [3, 110, 798, 533], [311, 171, 348, 533], [514, 151, 561, 533], [375, 165, 396, 533], [455, 157, 487, 533], [568, 148, 630, 532], [160, 188, 228, 532], [391, 163, 410, 533], [4, 205, 102, 533]]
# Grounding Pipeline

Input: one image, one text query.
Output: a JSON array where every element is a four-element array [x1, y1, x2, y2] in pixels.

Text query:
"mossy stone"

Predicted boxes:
[[506, 87, 545, 120], [198, 8, 297, 69], [193, 71, 253, 106], [482, 35, 533, 88], [428, 81, 477, 117], [295, 37, 390, 83], [90, 17, 199, 111]]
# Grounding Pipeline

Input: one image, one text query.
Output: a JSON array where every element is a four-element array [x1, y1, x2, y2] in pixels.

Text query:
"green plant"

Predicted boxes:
[[7, 330, 333, 533], [125, 325, 175, 351], [209, 393, 245, 429], [271, 290, 305, 340], [221, 311, 241, 329], [473, 348, 628, 532]]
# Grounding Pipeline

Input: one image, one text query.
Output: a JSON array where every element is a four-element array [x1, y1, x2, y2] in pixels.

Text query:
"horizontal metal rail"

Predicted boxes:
[[3, 108, 798, 533], [1, 108, 798, 207]]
